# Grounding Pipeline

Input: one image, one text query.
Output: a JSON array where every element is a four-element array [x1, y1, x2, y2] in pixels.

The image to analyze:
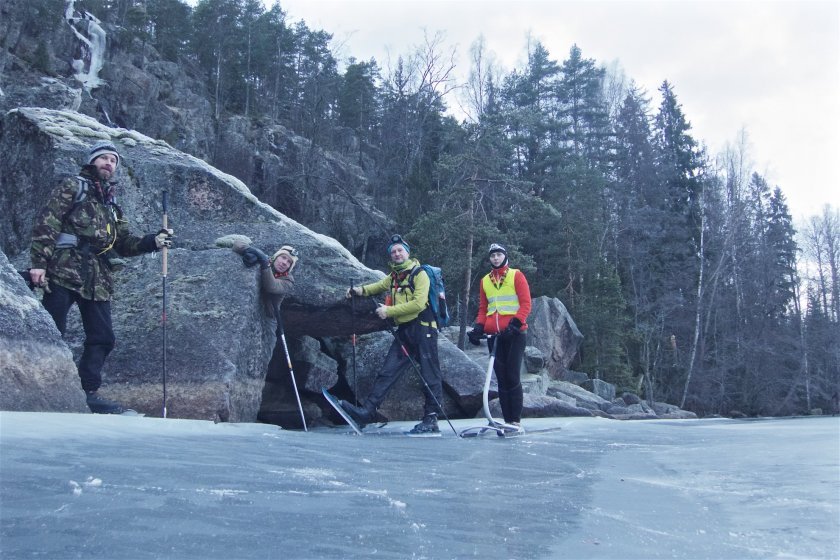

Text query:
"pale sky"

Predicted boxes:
[[276, 0, 839, 221]]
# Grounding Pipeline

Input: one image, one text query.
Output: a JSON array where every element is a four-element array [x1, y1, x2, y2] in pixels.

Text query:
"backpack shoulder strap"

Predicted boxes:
[[61, 176, 89, 225], [406, 264, 427, 292], [74, 176, 89, 204]]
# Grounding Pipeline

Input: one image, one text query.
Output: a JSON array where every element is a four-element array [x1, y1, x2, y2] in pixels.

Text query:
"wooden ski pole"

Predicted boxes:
[[161, 190, 168, 418]]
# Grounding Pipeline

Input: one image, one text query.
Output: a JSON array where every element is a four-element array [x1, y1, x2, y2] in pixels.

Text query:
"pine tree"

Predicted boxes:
[[337, 59, 380, 162], [146, 0, 191, 62], [500, 40, 560, 195]]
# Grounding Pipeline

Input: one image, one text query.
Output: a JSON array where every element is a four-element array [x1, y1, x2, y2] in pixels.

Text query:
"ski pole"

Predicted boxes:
[[350, 281, 358, 406], [161, 190, 168, 419], [272, 300, 308, 431], [384, 322, 458, 436]]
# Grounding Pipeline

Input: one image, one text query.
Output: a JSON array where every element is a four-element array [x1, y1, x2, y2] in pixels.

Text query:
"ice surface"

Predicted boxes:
[[1, 413, 837, 559]]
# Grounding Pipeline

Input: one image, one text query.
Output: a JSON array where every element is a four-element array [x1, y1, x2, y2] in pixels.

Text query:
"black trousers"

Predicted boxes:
[[364, 320, 443, 417], [42, 283, 115, 393], [489, 331, 526, 423]]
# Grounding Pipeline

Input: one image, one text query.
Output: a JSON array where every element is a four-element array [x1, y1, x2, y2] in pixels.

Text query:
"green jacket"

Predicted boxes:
[[30, 167, 156, 301], [360, 258, 431, 326]]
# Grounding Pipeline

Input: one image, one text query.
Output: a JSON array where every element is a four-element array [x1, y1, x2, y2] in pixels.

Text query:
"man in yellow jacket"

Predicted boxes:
[[344, 234, 443, 434]]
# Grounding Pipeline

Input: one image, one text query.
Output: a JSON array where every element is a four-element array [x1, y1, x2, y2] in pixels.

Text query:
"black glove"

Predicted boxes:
[[241, 247, 269, 269], [503, 317, 522, 338], [467, 324, 484, 346]]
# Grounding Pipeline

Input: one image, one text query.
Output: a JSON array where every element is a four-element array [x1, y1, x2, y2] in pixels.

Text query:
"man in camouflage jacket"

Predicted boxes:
[[29, 141, 173, 413]]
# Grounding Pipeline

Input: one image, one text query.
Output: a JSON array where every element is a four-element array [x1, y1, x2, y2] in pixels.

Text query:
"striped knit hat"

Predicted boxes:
[[87, 141, 121, 167]]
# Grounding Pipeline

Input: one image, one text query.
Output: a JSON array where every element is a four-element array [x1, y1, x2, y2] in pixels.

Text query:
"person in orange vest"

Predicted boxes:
[[468, 243, 532, 430]]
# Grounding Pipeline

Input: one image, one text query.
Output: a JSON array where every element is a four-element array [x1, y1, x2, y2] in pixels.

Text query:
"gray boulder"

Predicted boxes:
[[547, 381, 612, 412], [605, 403, 633, 415], [489, 394, 594, 418], [650, 401, 698, 419], [562, 370, 590, 384], [658, 409, 699, 420], [582, 378, 616, 402], [523, 346, 546, 374], [610, 402, 658, 420], [0, 251, 86, 412], [621, 392, 643, 405], [526, 296, 584, 379]]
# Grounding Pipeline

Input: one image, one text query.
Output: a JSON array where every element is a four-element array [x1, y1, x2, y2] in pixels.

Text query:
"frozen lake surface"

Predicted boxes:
[[1, 412, 838, 559]]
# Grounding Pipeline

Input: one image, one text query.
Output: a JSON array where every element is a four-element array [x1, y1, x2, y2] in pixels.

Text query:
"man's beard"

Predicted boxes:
[[96, 168, 113, 182]]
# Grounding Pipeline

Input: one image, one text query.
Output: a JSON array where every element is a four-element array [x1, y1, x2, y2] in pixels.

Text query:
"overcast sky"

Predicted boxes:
[[274, 0, 839, 221]]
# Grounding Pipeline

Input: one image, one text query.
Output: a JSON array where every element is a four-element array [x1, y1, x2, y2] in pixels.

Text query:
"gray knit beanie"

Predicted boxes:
[[87, 141, 121, 167]]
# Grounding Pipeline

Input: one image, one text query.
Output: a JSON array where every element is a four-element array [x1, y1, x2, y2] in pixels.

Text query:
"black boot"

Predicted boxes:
[[408, 413, 440, 435], [338, 400, 374, 428], [85, 391, 125, 414]]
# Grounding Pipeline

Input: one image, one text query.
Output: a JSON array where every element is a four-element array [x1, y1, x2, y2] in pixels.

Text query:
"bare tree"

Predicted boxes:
[[460, 35, 502, 122], [802, 205, 840, 322]]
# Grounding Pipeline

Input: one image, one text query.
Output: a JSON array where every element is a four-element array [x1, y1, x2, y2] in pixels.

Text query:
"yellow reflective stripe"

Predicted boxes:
[[487, 295, 520, 314]]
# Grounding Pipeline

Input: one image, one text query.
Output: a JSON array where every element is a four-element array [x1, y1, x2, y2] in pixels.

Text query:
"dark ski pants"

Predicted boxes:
[[42, 283, 115, 393], [489, 331, 526, 423], [364, 320, 443, 417]]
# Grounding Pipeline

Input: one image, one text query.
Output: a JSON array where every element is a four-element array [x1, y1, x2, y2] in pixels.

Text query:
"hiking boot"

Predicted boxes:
[[408, 413, 440, 435], [371, 410, 389, 427], [338, 400, 374, 428], [85, 391, 125, 414]]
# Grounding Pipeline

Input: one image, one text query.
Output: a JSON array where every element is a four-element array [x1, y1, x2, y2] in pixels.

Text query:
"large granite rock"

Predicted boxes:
[[526, 296, 584, 379], [0, 108, 383, 420], [547, 381, 612, 412], [650, 401, 698, 419], [582, 378, 616, 402], [0, 251, 86, 412]]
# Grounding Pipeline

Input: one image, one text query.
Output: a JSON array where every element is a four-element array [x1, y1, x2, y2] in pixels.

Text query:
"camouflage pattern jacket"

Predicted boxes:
[[30, 166, 157, 301]]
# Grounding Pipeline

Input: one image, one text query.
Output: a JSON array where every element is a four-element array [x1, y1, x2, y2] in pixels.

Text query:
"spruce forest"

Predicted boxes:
[[15, 0, 840, 416]]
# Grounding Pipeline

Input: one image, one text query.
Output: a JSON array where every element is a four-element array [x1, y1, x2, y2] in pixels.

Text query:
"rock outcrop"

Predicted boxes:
[[526, 296, 584, 379], [0, 108, 391, 421], [0, 251, 86, 412]]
